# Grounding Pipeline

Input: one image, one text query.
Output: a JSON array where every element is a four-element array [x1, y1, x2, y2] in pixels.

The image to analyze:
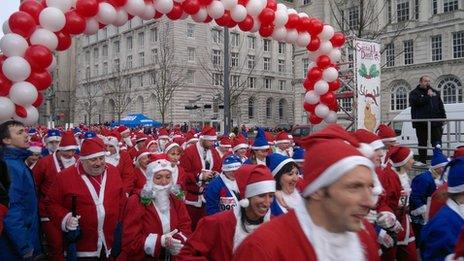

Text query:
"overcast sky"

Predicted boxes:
[[0, 1, 20, 38]]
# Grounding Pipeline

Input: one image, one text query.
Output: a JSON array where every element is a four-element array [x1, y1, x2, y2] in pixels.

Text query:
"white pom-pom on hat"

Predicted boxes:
[[358, 143, 375, 158], [239, 198, 249, 208]]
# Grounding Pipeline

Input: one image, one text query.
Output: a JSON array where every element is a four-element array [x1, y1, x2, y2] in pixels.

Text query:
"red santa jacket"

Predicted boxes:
[[375, 167, 395, 213], [117, 194, 192, 261], [47, 162, 126, 258], [429, 183, 448, 220], [0, 203, 6, 234], [233, 209, 380, 261], [128, 146, 139, 160], [117, 150, 136, 194], [180, 143, 222, 207]]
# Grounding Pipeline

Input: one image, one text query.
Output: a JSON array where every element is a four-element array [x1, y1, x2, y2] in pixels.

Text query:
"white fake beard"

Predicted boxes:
[[105, 153, 120, 167], [158, 139, 168, 152], [47, 144, 58, 153], [153, 184, 171, 213], [60, 156, 76, 169]]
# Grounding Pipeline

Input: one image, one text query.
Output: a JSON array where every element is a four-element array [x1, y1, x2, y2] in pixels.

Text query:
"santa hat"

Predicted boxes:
[[218, 135, 232, 148], [80, 137, 108, 160], [353, 129, 385, 151], [83, 131, 97, 139], [173, 137, 186, 147], [146, 153, 173, 176], [431, 145, 449, 169], [185, 130, 198, 143], [104, 131, 120, 148], [454, 147, 464, 159], [135, 148, 151, 163], [388, 146, 414, 168], [157, 128, 169, 139], [251, 128, 269, 150], [232, 134, 249, 152], [116, 125, 130, 136], [58, 131, 79, 151], [266, 153, 295, 176], [376, 124, 397, 143], [274, 131, 291, 145], [447, 157, 464, 194], [300, 124, 375, 197], [28, 128, 38, 136], [45, 129, 61, 143], [164, 141, 181, 154], [235, 164, 276, 208], [28, 141, 43, 154], [135, 133, 148, 143], [222, 154, 243, 172], [292, 147, 305, 163], [144, 138, 157, 149], [265, 131, 275, 146], [200, 126, 217, 141]]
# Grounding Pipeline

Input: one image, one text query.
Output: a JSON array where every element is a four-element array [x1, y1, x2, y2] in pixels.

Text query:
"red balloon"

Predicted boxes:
[[259, 24, 274, 37], [204, 15, 213, 23], [182, 0, 200, 15], [309, 113, 323, 124], [25, 45, 53, 70], [19, 0, 44, 24], [167, 4, 183, 20], [0, 72, 12, 96], [328, 79, 341, 92], [215, 11, 232, 27], [303, 78, 315, 91], [316, 55, 331, 68], [238, 0, 249, 6], [9, 11, 37, 38], [33, 92, 44, 107], [27, 70, 52, 91], [227, 19, 238, 28], [266, 0, 277, 11], [320, 92, 335, 105], [285, 14, 299, 29], [238, 15, 254, 31], [308, 68, 322, 82], [297, 17, 311, 32], [199, 0, 213, 5], [303, 102, 316, 113], [258, 8, 275, 26], [154, 11, 164, 19], [64, 10, 86, 35], [308, 18, 323, 36], [55, 31, 72, 51], [330, 32, 346, 47], [107, 0, 128, 7], [76, 0, 99, 17], [306, 37, 320, 51], [15, 105, 27, 118]]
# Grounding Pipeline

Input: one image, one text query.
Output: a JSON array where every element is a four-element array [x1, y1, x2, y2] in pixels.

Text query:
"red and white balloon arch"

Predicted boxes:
[[0, 0, 345, 126]]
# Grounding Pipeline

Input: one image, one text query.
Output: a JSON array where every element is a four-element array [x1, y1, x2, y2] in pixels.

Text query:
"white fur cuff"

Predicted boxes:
[[144, 233, 158, 257]]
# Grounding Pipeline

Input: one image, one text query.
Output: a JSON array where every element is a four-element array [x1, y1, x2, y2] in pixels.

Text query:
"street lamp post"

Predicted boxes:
[[223, 27, 231, 134]]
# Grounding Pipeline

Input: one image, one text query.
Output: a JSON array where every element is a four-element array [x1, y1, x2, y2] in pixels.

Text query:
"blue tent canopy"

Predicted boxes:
[[111, 114, 162, 128]]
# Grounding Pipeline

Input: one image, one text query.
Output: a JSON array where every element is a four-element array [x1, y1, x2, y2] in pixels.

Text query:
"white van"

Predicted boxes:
[[391, 103, 464, 156]]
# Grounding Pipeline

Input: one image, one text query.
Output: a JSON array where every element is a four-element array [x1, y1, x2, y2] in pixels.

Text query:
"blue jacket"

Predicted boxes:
[[270, 197, 285, 217], [204, 175, 238, 215], [420, 204, 464, 261], [410, 170, 437, 224], [0, 147, 41, 260]]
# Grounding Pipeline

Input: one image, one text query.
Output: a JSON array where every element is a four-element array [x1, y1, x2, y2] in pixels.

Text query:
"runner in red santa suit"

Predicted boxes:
[[145, 138, 159, 154], [117, 154, 191, 261], [157, 128, 170, 153], [164, 141, 186, 198], [179, 126, 222, 230], [233, 124, 380, 261], [116, 126, 133, 149], [182, 130, 198, 150], [132, 149, 153, 194], [216, 136, 232, 159], [178, 164, 275, 261], [104, 131, 135, 195], [33, 131, 79, 261], [128, 133, 149, 160], [231, 134, 249, 163], [274, 131, 293, 157], [47, 137, 126, 259]]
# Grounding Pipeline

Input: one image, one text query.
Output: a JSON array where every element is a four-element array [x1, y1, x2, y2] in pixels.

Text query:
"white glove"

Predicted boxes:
[[161, 229, 183, 255], [366, 210, 377, 224], [389, 220, 404, 233], [377, 211, 396, 229], [445, 253, 464, 261], [65, 215, 80, 231], [378, 229, 394, 248]]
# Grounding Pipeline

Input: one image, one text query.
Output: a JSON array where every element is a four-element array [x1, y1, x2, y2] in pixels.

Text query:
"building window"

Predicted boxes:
[[348, 6, 359, 29], [231, 52, 239, 67], [231, 75, 240, 87], [414, 0, 419, 19], [403, 40, 413, 65], [431, 35, 442, 61], [126, 55, 132, 68], [212, 29, 222, 44], [85, 50, 90, 62], [187, 23, 195, 38], [266, 98, 273, 119], [397, 0, 409, 22], [390, 85, 409, 111], [453, 31, 464, 58], [151, 49, 158, 63], [150, 72, 156, 84], [126, 36, 133, 50], [432, 0, 438, 14], [386, 43, 395, 67], [444, 0, 458, 13], [212, 50, 222, 66], [264, 78, 272, 89], [139, 74, 144, 86], [247, 36, 256, 49], [263, 39, 271, 52], [94, 64, 99, 76], [212, 73, 223, 86], [85, 66, 90, 79], [278, 59, 285, 73], [247, 55, 255, 69], [279, 80, 285, 90], [263, 57, 270, 71], [93, 47, 99, 59], [387, 0, 392, 23], [150, 28, 158, 42], [102, 45, 108, 57], [138, 32, 144, 47], [187, 70, 195, 84], [278, 42, 286, 54], [437, 76, 463, 104], [302, 0, 310, 5], [113, 41, 120, 55], [188, 47, 195, 62], [231, 32, 239, 47], [103, 62, 108, 75], [302, 58, 309, 78], [247, 77, 256, 88], [114, 59, 120, 72], [139, 52, 145, 67], [248, 97, 255, 119], [278, 99, 286, 120], [339, 86, 353, 112]]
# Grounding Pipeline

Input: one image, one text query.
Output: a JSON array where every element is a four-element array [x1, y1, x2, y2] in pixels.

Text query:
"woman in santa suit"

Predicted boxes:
[[117, 154, 192, 261], [164, 141, 186, 196], [132, 148, 152, 194], [231, 134, 249, 163], [177, 164, 275, 261], [104, 131, 135, 194]]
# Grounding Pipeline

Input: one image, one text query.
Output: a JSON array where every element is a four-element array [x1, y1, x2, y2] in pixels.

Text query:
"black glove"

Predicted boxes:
[[0, 159, 10, 206]]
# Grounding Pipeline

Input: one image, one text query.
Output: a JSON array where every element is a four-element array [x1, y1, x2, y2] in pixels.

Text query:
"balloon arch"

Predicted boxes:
[[0, 0, 345, 126]]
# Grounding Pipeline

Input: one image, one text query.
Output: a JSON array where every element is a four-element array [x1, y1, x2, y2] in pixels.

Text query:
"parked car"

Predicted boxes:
[[291, 125, 312, 146]]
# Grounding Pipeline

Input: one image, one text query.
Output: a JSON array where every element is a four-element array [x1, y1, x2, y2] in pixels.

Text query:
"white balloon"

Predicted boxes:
[[314, 80, 329, 95], [155, 0, 174, 14], [0, 97, 15, 123], [97, 3, 117, 25], [84, 18, 99, 35], [139, 4, 156, 20], [46, 0, 72, 12], [274, 10, 288, 27], [9, 82, 38, 106], [318, 41, 333, 55], [39, 7, 66, 32], [30, 28, 59, 51], [2, 57, 31, 82], [71, 0, 78, 8], [222, 0, 238, 11], [13, 106, 39, 126], [324, 111, 338, 123], [113, 8, 129, 26], [320, 25, 335, 41], [322, 67, 339, 82], [207, 1, 225, 19], [47, 55, 57, 72], [285, 29, 298, 44], [296, 32, 310, 47], [125, 0, 146, 16], [272, 27, 287, 42], [276, 3, 287, 11], [0, 33, 29, 57], [192, 8, 208, 22], [305, 91, 320, 105], [230, 5, 247, 22], [2, 21, 11, 35], [329, 49, 342, 63], [315, 103, 330, 118], [287, 8, 297, 14], [298, 12, 309, 18], [246, 0, 264, 17], [250, 19, 260, 33]]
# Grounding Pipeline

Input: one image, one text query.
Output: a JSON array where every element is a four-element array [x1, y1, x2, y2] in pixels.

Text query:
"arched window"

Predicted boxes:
[[278, 98, 287, 120], [266, 98, 273, 119], [136, 96, 144, 113], [437, 76, 463, 104], [248, 97, 255, 119], [390, 85, 409, 111]]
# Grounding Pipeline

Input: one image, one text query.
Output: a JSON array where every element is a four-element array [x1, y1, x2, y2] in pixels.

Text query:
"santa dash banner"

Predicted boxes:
[[354, 39, 381, 132]]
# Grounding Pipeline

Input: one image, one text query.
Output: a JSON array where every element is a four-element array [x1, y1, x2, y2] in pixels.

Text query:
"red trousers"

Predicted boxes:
[[186, 205, 205, 231], [381, 242, 417, 261], [42, 220, 65, 261]]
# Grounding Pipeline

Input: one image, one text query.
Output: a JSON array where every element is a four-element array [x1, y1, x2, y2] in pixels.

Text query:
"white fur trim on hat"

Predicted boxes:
[[391, 151, 414, 168], [147, 159, 173, 175], [58, 145, 79, 151], [381, 137, 397, 142], [274, 139, 291, 145], [358, 143, 375, 158], [369, 140, 385, 151], [164, 143, 180, 154], [245, 180, 276, 199], [79, 151, 109, 160], [448, 184, 464, 194], [233, 144, 249, 152], [222, 162, 242, 172], [431, 162, 448, 169], [200, 135, 217, 141], [251, 144, 270, 150], [303, 156, 374, 197], [46, 136, 61, 143], [220, 144, 232, 148], [28, 146, 42, 154], [271, 158, 295, 176], [136, 152, 151, 163], [158, 135, 169, 139]]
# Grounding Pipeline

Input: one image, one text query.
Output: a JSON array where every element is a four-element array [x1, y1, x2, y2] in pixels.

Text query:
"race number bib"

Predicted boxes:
[[398, 190, 409, 208], [220, 196, 237, 211]]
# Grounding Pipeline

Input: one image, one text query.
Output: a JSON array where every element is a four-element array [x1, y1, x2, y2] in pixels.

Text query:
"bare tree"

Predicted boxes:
[[104, 65, 133, 122], [77, 81, 102, 124]]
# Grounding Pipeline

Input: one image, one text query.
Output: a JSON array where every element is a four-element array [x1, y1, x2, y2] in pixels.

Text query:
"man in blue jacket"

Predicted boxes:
[[0, 120, 41, 260]]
